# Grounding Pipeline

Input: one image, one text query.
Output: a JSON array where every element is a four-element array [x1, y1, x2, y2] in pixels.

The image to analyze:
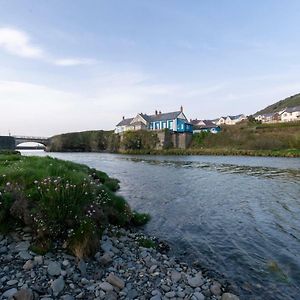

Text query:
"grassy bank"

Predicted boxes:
[[0, 152, 149, 258], [191, 122, 300, 151], [119, 148, 300, 157]]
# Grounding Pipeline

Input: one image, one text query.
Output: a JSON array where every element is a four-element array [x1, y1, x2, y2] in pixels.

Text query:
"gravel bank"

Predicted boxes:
[[0, 226, 240, 300]]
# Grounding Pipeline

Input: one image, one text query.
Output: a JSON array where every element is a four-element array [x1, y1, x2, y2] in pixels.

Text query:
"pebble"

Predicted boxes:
[[106, 273, 125, 289], [0, 226, 240, 300], [99, 281, 114, 292], [48, 261, 62, 276], [51, 276, 65, 296], [2, 288, 18, 298], [221, 293, 240, 300]]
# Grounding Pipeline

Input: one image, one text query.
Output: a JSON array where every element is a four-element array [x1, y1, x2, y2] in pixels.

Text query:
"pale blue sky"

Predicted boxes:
[[1, 0, 300, 135]]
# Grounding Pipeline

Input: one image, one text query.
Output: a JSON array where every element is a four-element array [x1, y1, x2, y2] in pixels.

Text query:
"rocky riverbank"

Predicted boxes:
[[0, 226, 240, 300]]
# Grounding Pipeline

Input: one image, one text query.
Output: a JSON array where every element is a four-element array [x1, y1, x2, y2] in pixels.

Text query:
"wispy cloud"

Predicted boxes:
[[53, 58, 98, 66], [0, 27, 44, 58], [0, 27, 96, 66]]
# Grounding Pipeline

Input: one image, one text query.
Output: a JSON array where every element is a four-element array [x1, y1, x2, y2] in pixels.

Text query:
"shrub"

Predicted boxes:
[[0, 154, 149, 257]]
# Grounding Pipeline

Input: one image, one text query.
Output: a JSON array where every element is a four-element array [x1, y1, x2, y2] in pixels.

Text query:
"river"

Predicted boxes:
[[21, 151, 300, 300]]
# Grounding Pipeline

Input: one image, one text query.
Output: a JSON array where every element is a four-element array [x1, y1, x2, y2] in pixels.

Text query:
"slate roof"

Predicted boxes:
[[147, 111, 182, 122], [228, 114, 244, 120], [285, 106, 300, 113], [116, 111, 186, 127], [116, 118, 134, 126]]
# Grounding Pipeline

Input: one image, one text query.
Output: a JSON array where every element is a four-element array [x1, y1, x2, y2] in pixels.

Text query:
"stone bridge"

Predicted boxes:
[[13, 136, 50, 147]]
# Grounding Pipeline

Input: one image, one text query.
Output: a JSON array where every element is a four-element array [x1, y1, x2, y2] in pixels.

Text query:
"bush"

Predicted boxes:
[[121, 130, 159, 150], [0, 154, 149, 257]]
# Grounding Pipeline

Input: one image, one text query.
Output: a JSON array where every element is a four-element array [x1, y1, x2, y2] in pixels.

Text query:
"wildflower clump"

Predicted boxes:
[[0, 153, 149, 257]]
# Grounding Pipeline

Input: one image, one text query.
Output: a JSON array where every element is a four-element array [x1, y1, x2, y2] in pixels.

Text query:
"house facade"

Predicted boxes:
[[255, 106, 300, 123], [255, 112, 281, 123], [215, 114, 246, 125], [191, 119, 221, 134], [115, 107, 193, 134], [280, 106, 300, 122]]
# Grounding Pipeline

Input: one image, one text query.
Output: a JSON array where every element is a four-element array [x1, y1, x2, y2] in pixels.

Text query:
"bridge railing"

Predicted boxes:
[[13, 136, 49, 140]]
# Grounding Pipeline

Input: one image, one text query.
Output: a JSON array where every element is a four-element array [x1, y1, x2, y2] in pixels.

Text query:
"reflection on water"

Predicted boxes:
[[21, 151, 300, 300]]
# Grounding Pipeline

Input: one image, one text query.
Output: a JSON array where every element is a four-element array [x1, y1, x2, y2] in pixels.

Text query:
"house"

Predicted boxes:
[[115, 107, 193, 134], [255, 112, 281, 123], [215, 114, 246, 125], [191, 119, 221, 134], [280, 106, 300, 122]]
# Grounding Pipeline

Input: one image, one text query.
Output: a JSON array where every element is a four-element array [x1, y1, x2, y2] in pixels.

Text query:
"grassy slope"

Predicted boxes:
[[255, 93, 300, 115], [0, 152, 149, 257], [121, 122, 300, 157], [49, 130, 119, 152]]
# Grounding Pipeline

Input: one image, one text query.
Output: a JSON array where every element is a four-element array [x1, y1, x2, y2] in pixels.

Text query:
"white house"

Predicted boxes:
[[255, 112, 281, 123], [280, 106, 300, 122], [215, 114, 246, 125]]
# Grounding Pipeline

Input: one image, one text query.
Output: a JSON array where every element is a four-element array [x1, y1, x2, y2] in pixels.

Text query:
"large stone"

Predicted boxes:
[[51, 276, 65, 296], [165, 291, 176, 298], [2, 288, 17, 298], [48, 261, 61, 276], [106, 273, 125, 289], [15, 241, 30, 252], [101, 239, 113, 253], [187, 272, 204, 288], [7, 280, 18, 286], [19, 251, 32, 260], [77, 260, 86, 275], [34, 256, 43, 265], [98, 253, 113, 266], [210, 282, 222, 296], [99, 282, 114, 292], [221, 293, 240, 300], [193, 292, 205, 300], [171, 270, 181, 283], [13, 288, 33, 300], [23, 260, 34, 271]]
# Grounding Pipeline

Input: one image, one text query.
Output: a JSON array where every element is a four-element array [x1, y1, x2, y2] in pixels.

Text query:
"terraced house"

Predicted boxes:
[[115, 107, 193, 134]]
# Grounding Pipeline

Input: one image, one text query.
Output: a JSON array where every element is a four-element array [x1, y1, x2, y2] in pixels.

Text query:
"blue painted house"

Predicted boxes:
[[115, 107, 193, 134]]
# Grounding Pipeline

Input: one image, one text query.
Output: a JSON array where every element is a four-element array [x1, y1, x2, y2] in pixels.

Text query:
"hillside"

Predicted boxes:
[[255, 93, 300, 115]]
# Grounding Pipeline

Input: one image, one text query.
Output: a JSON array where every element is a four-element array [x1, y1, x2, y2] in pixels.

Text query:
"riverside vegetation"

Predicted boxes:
[[0, 152, 149, 257], [0, 152, 240, 300], [48, 121, 300, 157]]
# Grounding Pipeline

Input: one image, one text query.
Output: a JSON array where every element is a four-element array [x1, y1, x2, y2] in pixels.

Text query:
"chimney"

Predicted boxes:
[[122, 116, 125, 120], [180, 105, 183, 112], [155, 110, 158, 115]]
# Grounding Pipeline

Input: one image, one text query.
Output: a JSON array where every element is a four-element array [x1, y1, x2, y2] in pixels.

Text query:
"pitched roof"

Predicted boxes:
[[228, 114, 244, 120], [148, 111, 182, 122], [285, 106, 300, 113], [116, 118, 133, 126], [196, 120, 219, 129]]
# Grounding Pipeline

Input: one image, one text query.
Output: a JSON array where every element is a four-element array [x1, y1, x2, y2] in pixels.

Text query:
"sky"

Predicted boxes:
[[1, 0, 300, 136]]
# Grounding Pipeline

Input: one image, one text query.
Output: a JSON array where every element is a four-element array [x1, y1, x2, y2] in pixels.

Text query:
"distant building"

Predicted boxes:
[[255, 112, 281, 123], [190, 119, 221, 134], [214, 114, 246, 125], [115, 107, 193, 134], [280, 106, 300, 122]]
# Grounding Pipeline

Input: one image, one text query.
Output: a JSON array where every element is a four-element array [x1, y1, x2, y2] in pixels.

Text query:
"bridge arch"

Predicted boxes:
[[13, 136, 50, 148]]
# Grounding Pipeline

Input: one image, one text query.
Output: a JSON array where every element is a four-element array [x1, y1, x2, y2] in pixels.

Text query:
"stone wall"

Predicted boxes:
[[156, 130, 192, 150], [0, 136, 15, 150]]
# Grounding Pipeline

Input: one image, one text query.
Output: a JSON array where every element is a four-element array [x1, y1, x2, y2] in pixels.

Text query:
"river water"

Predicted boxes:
[[22, 151, 300, 300]]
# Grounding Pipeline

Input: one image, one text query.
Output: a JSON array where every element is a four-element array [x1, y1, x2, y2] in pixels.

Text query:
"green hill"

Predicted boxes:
[[255, 93, 300, 115]]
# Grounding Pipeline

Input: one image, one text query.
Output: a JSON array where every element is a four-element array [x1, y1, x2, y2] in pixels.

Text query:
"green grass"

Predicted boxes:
[[0, 153, 149, 257]]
